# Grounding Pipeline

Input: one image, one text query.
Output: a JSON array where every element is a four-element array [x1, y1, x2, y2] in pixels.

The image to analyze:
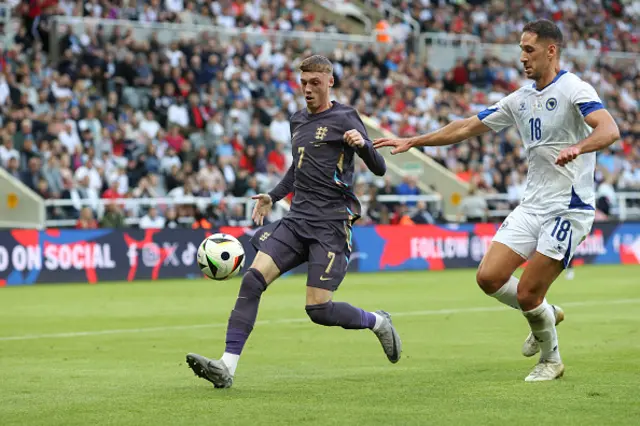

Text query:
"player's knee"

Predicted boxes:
[[240, 268, 268, 298], [475, 267, 508, 295], [516, 284, 544, 311], [249, 252, 280, 285], [305, 302, 336, 327]]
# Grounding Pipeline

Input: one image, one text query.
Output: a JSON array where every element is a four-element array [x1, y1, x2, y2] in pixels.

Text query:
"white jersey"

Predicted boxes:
[[478, 70, 604, 215]]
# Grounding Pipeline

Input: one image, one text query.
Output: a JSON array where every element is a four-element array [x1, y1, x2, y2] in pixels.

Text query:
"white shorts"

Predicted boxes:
[[493, 206, 595, 267]]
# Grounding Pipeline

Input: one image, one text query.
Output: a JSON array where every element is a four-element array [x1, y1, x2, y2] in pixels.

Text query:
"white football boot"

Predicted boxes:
[[524, 360, 565, 382], [186, 353, 234, 388]]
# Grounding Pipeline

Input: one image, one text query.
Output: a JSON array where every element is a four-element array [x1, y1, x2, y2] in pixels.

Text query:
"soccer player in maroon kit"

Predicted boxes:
[[187, 55, 402, 388]]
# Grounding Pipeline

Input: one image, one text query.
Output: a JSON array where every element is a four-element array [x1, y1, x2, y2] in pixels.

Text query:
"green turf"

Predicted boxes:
[[1, 265, 640, 425]]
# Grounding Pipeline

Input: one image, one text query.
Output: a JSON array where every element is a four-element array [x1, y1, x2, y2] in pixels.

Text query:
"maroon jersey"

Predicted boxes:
[[268, 102, 386, 223]]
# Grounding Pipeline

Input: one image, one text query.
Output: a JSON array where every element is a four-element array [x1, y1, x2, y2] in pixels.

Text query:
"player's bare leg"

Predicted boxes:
[[518, 253, 565, 382], [186, 251, 280, 388], [476, 241, 564, 357], [305, 286, 402, 363], [476, 242, 527, 309]]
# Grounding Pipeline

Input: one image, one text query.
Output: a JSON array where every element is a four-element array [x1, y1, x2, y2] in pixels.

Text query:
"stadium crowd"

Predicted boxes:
[[0, 1, 638, 229], [374, 0, 639, 53]]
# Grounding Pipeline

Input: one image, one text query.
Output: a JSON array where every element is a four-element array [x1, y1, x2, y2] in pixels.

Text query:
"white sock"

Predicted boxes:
[[489, 276, 521, 310], [489, 275, 548, 311], [523, 302, 561, 363], [372, 312, 384, 331], [221, 352, 240, 376]]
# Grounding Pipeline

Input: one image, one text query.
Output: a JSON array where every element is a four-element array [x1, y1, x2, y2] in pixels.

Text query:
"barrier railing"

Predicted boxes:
[[40, 190, 640, 227], [484, 192, 640, 220], [418, 32, 640, 71], [42, 193, 443, 228], [49, 16, 382, 61]]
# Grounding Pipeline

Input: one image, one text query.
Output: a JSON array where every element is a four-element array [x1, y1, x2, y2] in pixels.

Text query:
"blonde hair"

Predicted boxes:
[[299, 55, 333, 74]]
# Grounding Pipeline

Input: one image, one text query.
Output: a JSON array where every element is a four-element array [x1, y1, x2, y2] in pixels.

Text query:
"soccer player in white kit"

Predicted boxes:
[[374, 19, 620, 381]]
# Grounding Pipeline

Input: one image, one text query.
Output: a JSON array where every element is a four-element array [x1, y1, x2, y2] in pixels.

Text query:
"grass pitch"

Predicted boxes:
[[1, 266, 640, 425]]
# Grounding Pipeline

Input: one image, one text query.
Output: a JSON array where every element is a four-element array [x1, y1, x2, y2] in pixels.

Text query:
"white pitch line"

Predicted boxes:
[[2, 298, 640, 342]]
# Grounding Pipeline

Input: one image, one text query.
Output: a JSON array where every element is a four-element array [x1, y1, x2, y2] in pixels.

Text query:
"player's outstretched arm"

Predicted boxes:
[[556, 109, 620, 167], [374, 116, 492, 155], [250, 164, 295, 225]]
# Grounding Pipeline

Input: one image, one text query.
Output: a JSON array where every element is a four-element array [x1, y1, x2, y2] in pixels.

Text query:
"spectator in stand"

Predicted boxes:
[[101, 203, 125, 228], [267, 142, 287, 174], [411, 201, 436, 225], [76, 207, 98, 229], [395, 175, 420, 207], [269, 111, 291, 146], [365, 185, 388, 224], [191, 208, 212, 229], [21, 157, 43, 192], [596, 167, 619, 217], [458, 186, 489, 223], [4, 156, 22, 180], [139, 206, 166, 229], [164, 207, 181, 229]]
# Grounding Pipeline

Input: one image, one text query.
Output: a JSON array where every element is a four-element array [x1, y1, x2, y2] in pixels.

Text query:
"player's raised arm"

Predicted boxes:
[[343, 110, 386, 176], [556, 110, 619, 166], [556, 82, 620, 167]]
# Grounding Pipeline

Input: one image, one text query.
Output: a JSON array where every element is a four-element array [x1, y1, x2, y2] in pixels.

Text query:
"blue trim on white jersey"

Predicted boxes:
[[532, 70, 567, 90], [578, 101, 604, 117], [568, 186, 595, 211], [477, 108, 498, 120], [562, 230, 573, 269]]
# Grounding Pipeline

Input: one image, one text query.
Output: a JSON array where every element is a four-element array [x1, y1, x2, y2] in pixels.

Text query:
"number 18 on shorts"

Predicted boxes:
[[494, 206, 595, 267]]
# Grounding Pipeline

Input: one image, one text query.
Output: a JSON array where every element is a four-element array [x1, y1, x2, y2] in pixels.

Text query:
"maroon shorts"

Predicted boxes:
[[250, 217, 353, 292]]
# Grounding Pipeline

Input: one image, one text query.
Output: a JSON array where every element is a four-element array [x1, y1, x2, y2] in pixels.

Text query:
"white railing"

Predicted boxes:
[[35, 190, 640, 227], [614, 192, 640, 221], [482, 192, 640, 221], [42, 193, 442, 228], [418, 33, 640, 71], [50, 16, 382, 61], [43, 195, 285, 228]]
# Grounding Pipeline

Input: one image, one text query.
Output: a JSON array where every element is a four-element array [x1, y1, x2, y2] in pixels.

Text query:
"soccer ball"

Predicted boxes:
[[197, 233, 245, 280]]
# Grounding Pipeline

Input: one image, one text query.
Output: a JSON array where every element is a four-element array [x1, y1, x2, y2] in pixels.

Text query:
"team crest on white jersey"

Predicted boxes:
[[546, 98, 558, 111]]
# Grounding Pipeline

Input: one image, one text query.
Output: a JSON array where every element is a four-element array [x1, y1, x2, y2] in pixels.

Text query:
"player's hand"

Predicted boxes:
[[373, 137, 412, 155], [251, 194, 273, 226], [555, 146, 581, 167], [343, 129, 365, 148]]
